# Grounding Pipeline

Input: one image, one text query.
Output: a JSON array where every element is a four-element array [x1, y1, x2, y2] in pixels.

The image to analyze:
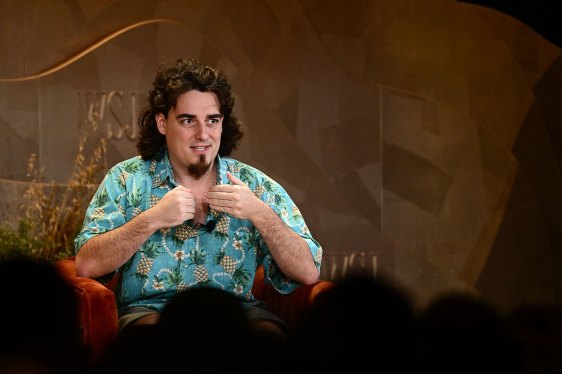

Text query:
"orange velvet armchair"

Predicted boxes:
[[55, 257, 334, 361]]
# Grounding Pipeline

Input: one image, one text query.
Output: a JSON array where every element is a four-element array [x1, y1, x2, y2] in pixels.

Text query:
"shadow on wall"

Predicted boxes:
[[477, 53, 562, 311]]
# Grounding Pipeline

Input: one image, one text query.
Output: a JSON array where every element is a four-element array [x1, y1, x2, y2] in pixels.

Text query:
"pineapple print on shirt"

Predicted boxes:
[[127, 187, 143, 218], [91, 187, 109, 220], [188, 246, 209, 284], [118, 160, 142, 187], [135, 242, 162, 279]]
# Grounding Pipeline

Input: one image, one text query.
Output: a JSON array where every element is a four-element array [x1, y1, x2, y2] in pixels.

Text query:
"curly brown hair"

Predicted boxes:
[[137, 58, 243, 160]]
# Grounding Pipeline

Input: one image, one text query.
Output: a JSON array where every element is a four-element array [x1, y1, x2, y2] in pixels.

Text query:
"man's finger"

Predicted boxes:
[[227, 172, 246, 186]]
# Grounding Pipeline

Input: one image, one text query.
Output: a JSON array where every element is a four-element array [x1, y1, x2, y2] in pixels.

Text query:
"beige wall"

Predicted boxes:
[[1, 0, 560, 312]]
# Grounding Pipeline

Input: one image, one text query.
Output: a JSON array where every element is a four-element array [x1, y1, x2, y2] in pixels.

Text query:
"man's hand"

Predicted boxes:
[[205, 172, 266, 220], [206, 172, 319, 284], [150, 185, 195, 227]]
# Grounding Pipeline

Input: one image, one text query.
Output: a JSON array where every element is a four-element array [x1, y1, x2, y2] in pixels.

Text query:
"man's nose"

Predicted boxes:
[[194, 122, 208, 138]]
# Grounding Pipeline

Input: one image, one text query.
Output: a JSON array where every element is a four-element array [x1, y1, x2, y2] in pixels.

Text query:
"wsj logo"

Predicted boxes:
[[321, 251, 377, 281], [77, 91, 147, 141]]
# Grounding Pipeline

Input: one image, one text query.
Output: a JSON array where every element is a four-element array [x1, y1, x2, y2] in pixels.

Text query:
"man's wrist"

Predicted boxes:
[[251, 200, 276, 227], [135, 208, 161, 234]]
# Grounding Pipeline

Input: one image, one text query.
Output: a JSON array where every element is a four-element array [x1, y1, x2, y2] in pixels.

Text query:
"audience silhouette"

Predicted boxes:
[[2, 254, 561, 373], [96, 286, 259, 373], [0, 255, 85, 374], [414, 292, 513, 373], [291, 272, 415, 372]]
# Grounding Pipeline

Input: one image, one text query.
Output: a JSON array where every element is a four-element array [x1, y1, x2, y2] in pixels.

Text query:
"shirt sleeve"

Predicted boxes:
[[257, 179, 323, 295], [73, 166, 128, 253]]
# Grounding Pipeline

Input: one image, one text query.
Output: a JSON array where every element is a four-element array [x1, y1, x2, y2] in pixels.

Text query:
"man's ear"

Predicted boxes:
[[156, 113, 166, 135]]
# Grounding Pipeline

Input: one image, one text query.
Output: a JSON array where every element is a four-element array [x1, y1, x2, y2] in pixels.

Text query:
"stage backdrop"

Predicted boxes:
[[1, 0, 561, 312]]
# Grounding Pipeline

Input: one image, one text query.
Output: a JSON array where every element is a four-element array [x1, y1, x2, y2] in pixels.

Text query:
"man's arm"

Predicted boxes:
[[251, 205, 320, 284], [206, 172, 319, 285], [75, 211, 160, 278], [76, 185, 196, 278]]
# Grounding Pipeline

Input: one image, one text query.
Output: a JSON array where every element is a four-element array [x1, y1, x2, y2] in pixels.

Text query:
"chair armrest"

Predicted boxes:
[[55, 258, 118, 362], [252, 266, 335, 328]]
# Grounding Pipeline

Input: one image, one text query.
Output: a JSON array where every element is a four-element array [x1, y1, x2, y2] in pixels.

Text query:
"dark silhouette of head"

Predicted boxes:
[[292, 273, 415, 372], [415, 292, 510, 373], [0, 255, 84, 373], [100, 286, 255, 373]]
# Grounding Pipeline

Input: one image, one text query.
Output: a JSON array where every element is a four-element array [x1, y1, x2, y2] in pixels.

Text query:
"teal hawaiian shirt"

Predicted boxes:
[[74, 150, 323, 315]]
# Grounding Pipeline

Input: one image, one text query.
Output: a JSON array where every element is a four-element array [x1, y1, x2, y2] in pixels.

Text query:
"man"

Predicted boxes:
[[74, 58, 322, 336]]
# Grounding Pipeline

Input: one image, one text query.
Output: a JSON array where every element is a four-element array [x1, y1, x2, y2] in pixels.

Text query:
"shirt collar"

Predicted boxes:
[[151, 149, 174, 188], [216, 155, 229, 185]]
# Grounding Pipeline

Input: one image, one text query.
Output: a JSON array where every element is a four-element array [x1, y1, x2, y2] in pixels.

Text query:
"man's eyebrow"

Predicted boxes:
[[176, 113, 196, 119], [175, 113, 222, 120]]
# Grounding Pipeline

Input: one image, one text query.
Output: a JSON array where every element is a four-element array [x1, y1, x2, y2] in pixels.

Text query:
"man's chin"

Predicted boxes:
[[187, 156, 212, 180]]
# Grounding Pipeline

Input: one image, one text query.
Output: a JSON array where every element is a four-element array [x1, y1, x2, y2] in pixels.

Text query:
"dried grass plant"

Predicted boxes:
[[1, 126, 107, 261]]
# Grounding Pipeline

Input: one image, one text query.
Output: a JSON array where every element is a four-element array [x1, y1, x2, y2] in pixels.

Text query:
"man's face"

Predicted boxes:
[[156, 90, 223, 179]]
